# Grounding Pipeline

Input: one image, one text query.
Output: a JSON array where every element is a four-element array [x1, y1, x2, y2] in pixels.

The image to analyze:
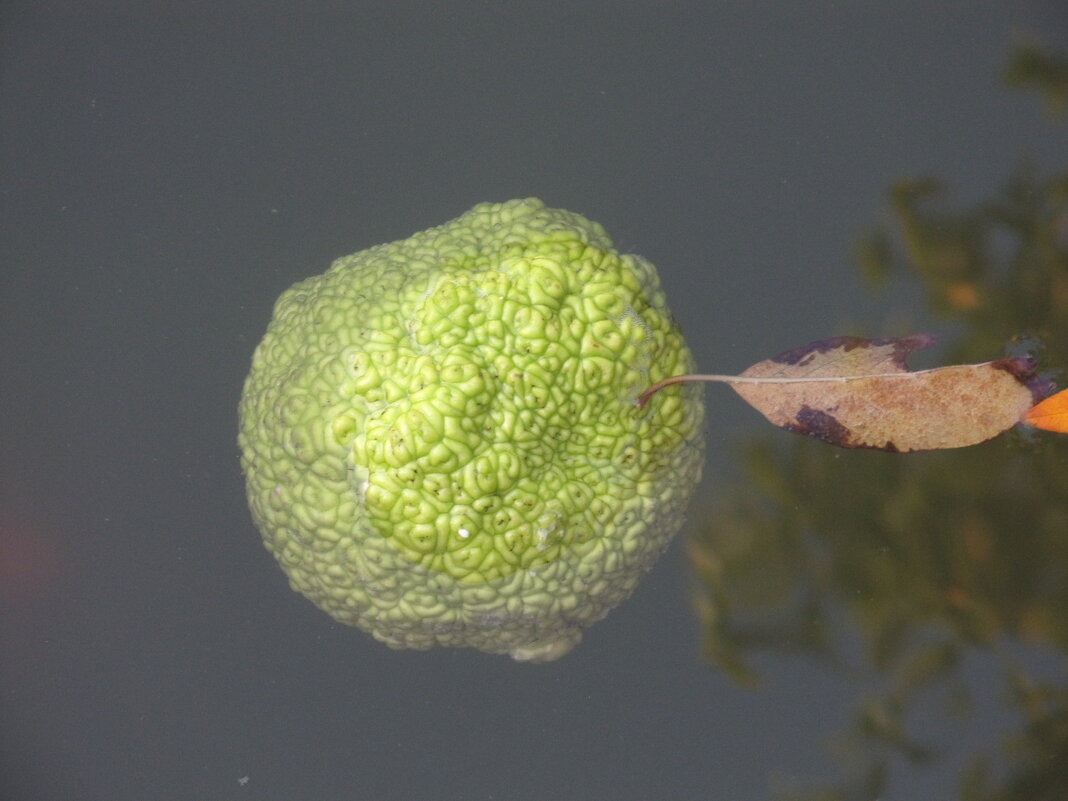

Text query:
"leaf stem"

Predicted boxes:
[[636, 367, 973, 409]]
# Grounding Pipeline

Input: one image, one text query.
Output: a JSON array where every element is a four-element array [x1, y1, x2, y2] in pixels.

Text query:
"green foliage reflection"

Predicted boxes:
[[690, 44, 1068, 801]]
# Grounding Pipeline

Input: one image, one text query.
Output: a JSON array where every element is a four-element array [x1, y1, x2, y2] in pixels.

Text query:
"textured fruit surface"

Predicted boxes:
[[238, 199, 705, 661]]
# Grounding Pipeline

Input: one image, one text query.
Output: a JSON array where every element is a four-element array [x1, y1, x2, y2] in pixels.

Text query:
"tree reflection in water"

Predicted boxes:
[[690, 44, 1068, 801]]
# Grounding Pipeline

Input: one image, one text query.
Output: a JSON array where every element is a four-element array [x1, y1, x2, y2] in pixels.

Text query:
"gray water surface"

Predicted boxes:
[[3, 3, 1067, 800]]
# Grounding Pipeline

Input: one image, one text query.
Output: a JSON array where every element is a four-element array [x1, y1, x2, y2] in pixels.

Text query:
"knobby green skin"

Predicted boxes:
[[238, 199, 705, 661]]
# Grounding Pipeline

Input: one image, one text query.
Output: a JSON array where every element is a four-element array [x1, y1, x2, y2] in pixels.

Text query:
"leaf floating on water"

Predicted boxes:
[[733, 335, 1048, 451], [1024, 388, 1068, 433], [639, 335, 1051, 452]]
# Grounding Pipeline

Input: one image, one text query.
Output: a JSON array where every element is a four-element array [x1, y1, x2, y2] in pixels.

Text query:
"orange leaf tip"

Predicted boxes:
[[1024, 388, 1068, 433]]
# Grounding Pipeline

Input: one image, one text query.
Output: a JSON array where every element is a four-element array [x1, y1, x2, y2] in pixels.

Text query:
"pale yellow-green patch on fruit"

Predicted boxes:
[[238, 199, 705, 661]]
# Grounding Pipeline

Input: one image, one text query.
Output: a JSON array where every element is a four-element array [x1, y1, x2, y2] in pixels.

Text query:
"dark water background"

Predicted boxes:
[[3, 3, 1067, 800]]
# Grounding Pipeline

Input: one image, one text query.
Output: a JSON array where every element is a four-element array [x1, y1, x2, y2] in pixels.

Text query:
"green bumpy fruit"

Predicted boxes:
[[238, 199, 705, 661]]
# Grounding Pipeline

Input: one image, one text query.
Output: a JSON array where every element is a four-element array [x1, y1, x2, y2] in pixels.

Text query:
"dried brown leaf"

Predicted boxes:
[[639, 335, 1050, 452], [731, 335, 1044, 451]]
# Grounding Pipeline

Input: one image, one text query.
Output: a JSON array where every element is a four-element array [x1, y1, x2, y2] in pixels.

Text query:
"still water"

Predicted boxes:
[[3, 3, 1066, 799]]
